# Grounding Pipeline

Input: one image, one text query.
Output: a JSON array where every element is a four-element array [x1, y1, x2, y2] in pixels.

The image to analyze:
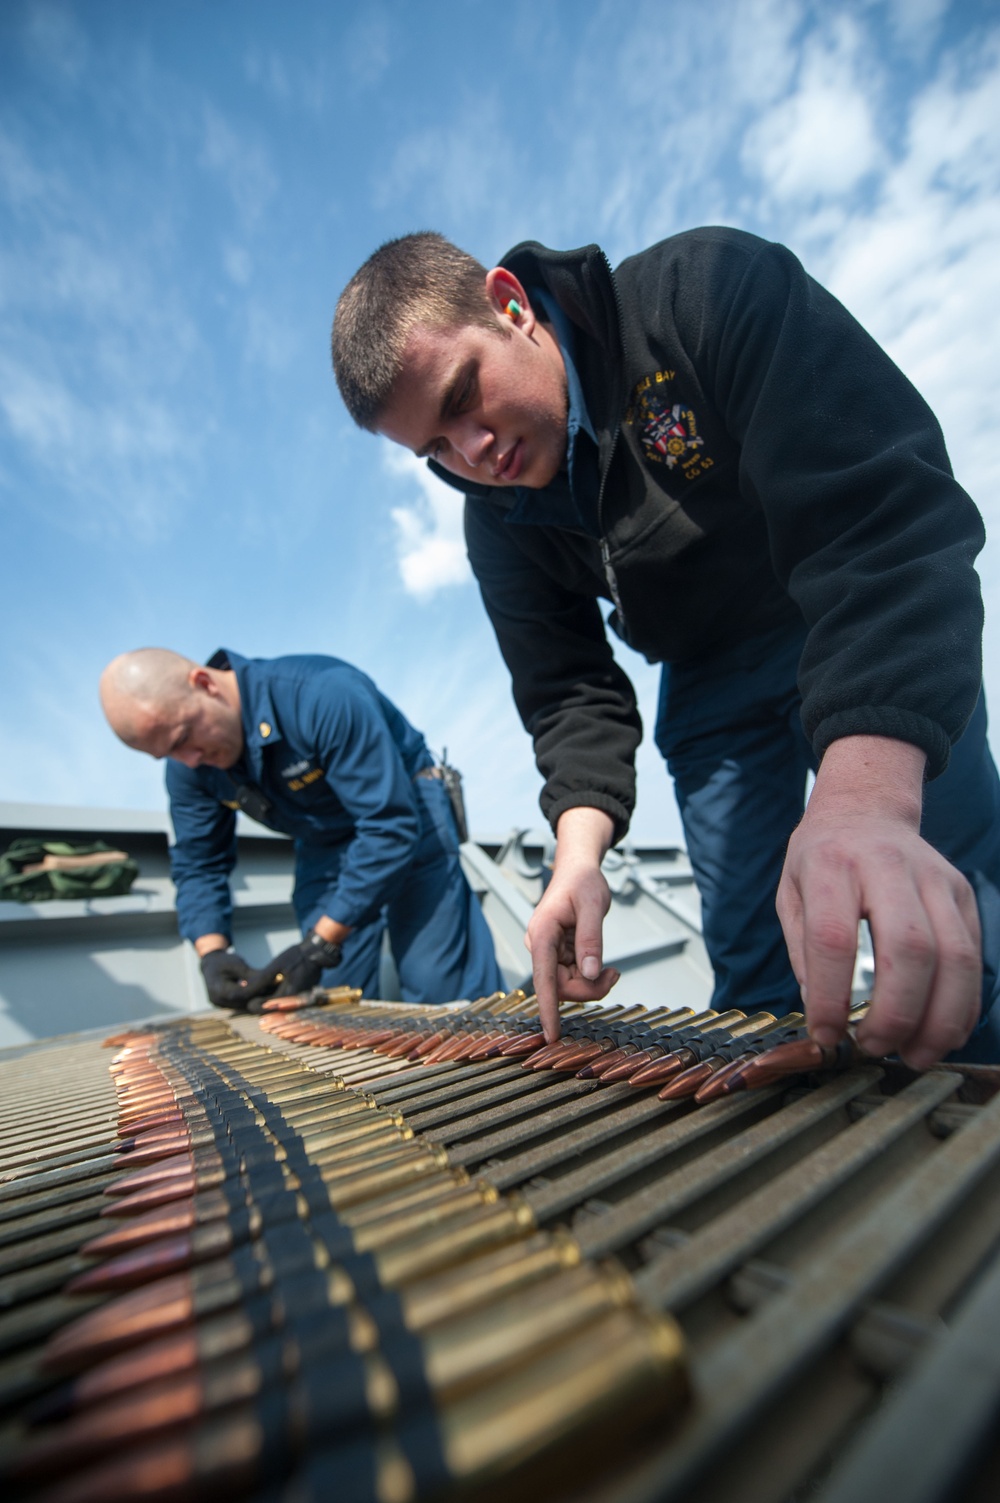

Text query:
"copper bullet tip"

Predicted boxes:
[[498, 1033, 545, 1057], [261, 991, 311, 1012], [599, 1049, 654, 1083], [105, 1153, 193, 1196], [42, 1273, 194, 1369], [726, 1037, 829, 1090], [552, 1040, 605, 1073], [693, 1057, 748, 1103], [657, 1061, 714, 1101], [99, 1175, 198, 1217], [81, 1201, 198, 1257], [578, 1045, 633, 1079], [67, 1233, 195, 1293], [627, 1052, 686, 1087]]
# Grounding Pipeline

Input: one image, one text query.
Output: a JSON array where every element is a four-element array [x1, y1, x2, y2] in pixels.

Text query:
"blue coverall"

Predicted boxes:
[[166, 650, 503, 1004]]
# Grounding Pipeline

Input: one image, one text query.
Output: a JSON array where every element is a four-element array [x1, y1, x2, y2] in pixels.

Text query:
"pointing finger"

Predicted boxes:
[[527, 912, 564, 1043]]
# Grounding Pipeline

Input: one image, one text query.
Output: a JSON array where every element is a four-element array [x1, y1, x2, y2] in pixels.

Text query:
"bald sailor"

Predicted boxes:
[[100, 647, 503, 1009]]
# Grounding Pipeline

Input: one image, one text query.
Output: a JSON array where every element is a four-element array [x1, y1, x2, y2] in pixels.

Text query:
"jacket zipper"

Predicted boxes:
[[601, 537, 626, 626], [597, 250, 627, 636]]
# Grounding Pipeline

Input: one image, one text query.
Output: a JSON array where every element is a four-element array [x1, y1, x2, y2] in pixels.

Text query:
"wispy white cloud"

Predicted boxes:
[[886, 0, 950, 59], [200, 105, 277, 228], [0, 352, 192, 542], [779, 31, 1000, 542], [714, 0, 801, 110], [344, 7, 392, 90], [244, 303, 301, 373], [0, 639, 166, 812], [384, 445, 473, 600], [373, 92, 520, 244], [741, 17, 884, 202], [0, 126, 53, 211], [22, 1, 88, 81], [243, 46, 293, 103], [241, 44, 338, 118], [223, 243, 252, 286], [0, 81, 209, 544]]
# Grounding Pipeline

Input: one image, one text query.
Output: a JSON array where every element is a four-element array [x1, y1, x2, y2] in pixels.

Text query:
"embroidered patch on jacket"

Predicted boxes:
[[278, 757, 325, 792], [627, 372, 714, 481], [287, 768, 324, 793]]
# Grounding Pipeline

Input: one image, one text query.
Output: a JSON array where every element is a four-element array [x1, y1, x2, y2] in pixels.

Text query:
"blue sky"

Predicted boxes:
[[1, 0, 997, 844]]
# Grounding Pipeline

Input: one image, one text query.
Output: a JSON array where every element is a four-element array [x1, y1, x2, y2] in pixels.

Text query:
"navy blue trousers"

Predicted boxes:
[[291, 777, 503, 1005], [654, 620, 1000, 1061]]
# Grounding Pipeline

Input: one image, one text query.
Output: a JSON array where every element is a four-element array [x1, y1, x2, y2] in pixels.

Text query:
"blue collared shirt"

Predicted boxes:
[[504, 286, 602, 537], [166, 650, 432, 940]]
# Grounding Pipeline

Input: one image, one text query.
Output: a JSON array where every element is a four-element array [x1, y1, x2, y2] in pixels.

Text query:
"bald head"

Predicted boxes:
[[100, 649, 243, 768], [100, 649, 199, 745]]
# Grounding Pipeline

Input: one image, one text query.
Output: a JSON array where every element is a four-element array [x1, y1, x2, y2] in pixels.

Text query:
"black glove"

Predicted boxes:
[[200, 947, 268, 1009], [257, 929, 343, 998]]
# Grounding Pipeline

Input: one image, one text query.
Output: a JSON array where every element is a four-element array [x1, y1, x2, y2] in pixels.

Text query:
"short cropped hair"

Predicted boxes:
[[332, 231, 506, 429]]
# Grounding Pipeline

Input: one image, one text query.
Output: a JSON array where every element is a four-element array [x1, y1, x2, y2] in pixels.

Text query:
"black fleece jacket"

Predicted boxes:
[[441, 228, 985, 842]]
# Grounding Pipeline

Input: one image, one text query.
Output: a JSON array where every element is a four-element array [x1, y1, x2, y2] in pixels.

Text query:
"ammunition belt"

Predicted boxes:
[[1, 989, 999, 1503]]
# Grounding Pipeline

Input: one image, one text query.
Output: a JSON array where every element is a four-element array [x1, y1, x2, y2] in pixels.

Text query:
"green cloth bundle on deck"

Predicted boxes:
[[0, 839, 139, 902]]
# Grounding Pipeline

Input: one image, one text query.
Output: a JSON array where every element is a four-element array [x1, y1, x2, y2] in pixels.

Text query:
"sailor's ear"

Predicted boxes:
[[485, 267, 536, 333]]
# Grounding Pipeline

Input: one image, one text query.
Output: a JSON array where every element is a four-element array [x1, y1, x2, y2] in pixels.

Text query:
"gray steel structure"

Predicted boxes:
[[0, 803, 723, 1049]]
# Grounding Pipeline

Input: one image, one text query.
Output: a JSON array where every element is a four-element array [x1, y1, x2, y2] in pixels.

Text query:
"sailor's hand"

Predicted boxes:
[[777, 736, 981, 1069], [256, 929, 344, 999], [526, 808, 620, 1042], [199, 947, 261, 1008]]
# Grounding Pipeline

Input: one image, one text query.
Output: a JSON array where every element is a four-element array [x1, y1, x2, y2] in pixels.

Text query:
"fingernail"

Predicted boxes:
[[799, 984, 808, 1005], [581, 957, 600, 981], [906, 1049, 935, 1072], [858, 1035, 892, 1059], [810, 1025, 839, 1047]]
